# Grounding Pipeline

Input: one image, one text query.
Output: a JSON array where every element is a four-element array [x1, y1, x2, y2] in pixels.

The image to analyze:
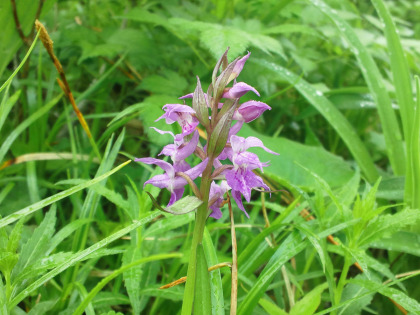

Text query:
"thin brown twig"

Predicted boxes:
[[10, 0, 44, 46], [227, 192, 238, 315], [10, 0, 29, 46], [159, 262, 232, 289]]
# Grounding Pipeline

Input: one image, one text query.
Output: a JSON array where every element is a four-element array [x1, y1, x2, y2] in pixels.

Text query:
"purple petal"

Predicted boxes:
[[222, 82, 260, 99], [168, 188, 185, 207], [135, 157, 174, 177], [225, 168, 252, 202], [228, 51, 251, 83], [155, 104, 196, 124], [174, 160, 191, 172], [230, 135, 278, 155], [228, 121, 244, 138], [184, 158, 209, 180], [234, 151, 269, 172], [176, 130, 199, 161], [144, 173, 170, 189], [179, 93, 193, 99], [233, 101, 271, 123], [209, 205, 223, 219], [231, 190, 249, 218], [159, 144, 177, 157]]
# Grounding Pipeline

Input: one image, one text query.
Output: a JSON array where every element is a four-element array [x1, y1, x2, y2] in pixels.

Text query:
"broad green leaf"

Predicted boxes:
[[27, 299, 57, 315], [194, 244, 212, 315], [239, 124, 355, 189], [12, 207, 57, 280], [146, 193, 202, 216], [122, 247, 143, 315], [259, 297, 288, 315], [290, 283, 328, 315], [253, 59, 377, 182]]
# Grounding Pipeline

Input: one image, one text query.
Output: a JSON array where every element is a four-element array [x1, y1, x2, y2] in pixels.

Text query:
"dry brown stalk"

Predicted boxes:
[[34, 20, 93, 140]]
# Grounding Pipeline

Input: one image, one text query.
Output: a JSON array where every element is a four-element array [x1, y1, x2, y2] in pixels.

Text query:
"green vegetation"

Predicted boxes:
[[1, 0, 420, 314]]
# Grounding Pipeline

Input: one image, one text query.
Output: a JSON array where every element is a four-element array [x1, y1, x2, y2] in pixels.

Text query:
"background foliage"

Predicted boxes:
[[1, 0, 420, 314]]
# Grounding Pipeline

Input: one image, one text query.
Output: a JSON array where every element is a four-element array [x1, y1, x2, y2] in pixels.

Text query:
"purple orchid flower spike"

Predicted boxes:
[[139, 49, 277, 221], [155, 104, 199, 138], [233, 101, 271, 123], [135, 157, 208, 206], [222, 82, 260, 99], [208, 181, 230, 219]]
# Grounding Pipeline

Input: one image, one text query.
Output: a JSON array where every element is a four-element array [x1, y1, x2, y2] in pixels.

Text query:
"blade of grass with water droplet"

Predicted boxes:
[[371, 0, 415, 207], [311, 0, 405, 176], [254, 59, 378, 182]]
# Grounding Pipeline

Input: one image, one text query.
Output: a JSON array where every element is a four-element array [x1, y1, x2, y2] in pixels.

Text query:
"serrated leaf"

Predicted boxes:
[[7, 219, 24, 254], [351, 279, 420, 314], [92, 292, 130, 308], [13, 252, 73, 283], [27, 300, 58, 315], [359, 208, 420, 247], [47, 219, 92, 255], [296, 224, 326, 273], [123, 247, 143, 315], [12, 207, 57, 280]]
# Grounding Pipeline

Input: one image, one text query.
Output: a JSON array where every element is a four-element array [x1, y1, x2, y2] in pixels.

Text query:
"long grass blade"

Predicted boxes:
[[0, 160, 131, 229], [0, 93, 63, 164], [311, 0, 405, 176], [370, 0, 415, 206], [255, 59, 378, 182]]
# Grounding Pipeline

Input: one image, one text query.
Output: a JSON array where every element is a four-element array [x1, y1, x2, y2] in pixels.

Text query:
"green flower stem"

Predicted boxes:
[[182, 157, 214, 315], [332, 253, 352, 315]]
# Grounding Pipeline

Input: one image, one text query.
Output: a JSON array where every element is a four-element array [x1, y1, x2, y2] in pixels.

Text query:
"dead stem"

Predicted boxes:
[[34, 20, 95, 143]]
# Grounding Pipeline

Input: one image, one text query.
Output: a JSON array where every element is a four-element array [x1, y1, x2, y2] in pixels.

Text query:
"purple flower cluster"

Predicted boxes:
[[136, 50, 278, 218]]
